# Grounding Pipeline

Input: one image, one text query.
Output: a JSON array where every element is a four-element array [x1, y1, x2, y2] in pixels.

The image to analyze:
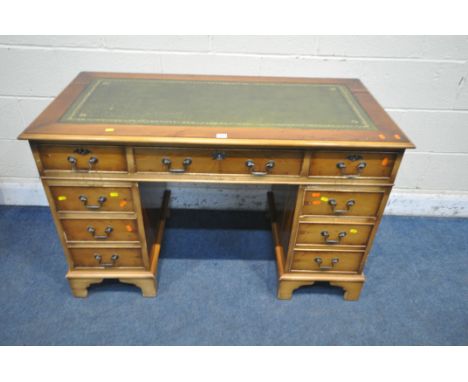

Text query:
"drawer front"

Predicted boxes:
[[135, 147, 303, 176], [302, 190, 384, 217], [296, 223, 373, 246], [39, 145, 127, 172], [61, 219, 140, 242], [70, 248, 144, 268], [291, 250, 363, 273], [51, 186, 134, 212], [309, 151, 396, 179]]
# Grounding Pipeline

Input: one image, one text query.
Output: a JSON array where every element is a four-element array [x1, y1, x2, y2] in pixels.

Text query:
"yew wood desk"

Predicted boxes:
[[19, 72, 414, 300]]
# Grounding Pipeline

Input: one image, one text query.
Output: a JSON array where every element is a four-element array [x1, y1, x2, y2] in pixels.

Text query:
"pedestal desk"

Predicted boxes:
[[18, 72, 414, 300]]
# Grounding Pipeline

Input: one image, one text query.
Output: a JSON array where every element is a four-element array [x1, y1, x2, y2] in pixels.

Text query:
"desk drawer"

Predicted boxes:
[[134, 147, 303, 176], [302, 190, 384, 217], [39, 145, 127, 172], [70, 247, 144, 269], [61, 219, 140, 242], [309, 151, 396, 179], [51, 186, 134, 212], [291, 250, 363, 273], [296, 222, 373, 247]]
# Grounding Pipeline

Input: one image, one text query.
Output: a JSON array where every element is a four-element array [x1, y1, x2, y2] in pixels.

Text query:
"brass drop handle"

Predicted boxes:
[[336, 161, 367, 177], [67, 156, 98, 171], [321, 230, 347, 244], [87, 225, 113, 240], [79, 195, 107, 210], [314, 257, 339, 270], [88, 156, 98, 170], [161, 157, 192, 173], [94, 253, 119, 267], [245, 159, 275, 176], [67, 156, 77, 171], [328, 199, 356, 214]]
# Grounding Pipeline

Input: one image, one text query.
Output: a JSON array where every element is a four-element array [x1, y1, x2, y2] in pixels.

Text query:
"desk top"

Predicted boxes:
[[19, 72, 414, 149]]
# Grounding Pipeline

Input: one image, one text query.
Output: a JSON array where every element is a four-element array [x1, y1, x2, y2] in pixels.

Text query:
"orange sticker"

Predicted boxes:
[[378, 134, 386, 140], [312, 200, 321, 205], [311, 192, 321, 198], [125, 224, 133, 232], [394, 134, 401, 140], [381, 157, 389, 167], [119, 199, 128, 208]]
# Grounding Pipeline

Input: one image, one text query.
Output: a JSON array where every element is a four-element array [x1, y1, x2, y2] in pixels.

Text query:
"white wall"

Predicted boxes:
[[0, 36, 467, 216]]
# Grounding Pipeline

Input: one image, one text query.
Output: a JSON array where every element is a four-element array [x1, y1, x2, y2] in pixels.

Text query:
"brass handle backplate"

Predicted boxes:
[[328, 199, 356, 215], [87, 225, 113, 240], [245, 159, 275, 176], [314, 257, 339, 270], [321, 230, 347, 244], [161, 157, 192, 173], [79, 195, 107, 210], [94, 253, 119, 267]]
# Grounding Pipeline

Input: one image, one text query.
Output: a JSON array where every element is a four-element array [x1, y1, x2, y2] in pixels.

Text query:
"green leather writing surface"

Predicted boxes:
[[60, 78, 377, 131]]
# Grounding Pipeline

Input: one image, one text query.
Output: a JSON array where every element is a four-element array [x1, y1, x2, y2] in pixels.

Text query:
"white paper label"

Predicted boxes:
[[216, 133, 228, 139]]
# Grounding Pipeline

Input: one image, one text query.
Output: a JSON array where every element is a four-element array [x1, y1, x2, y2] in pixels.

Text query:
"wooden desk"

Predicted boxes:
[[19, 72, 414, 300]]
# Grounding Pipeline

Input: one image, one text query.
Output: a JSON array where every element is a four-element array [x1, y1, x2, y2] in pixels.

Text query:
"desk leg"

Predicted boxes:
[[277, 277, 364, 301], [68, 278, 103, 298], [67, 274, 157, 298], [277, 280, 315, 300], [330, 281, 364, 301], [119, 278, 157, 297]]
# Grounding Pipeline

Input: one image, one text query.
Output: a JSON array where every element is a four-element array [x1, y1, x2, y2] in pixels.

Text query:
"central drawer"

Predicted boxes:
[[50, 186, 134, 212], [134, 147, 303, 176], [69, 247, 144, 269], [61, 219, 140, 242], [296, 222, 373, 247]]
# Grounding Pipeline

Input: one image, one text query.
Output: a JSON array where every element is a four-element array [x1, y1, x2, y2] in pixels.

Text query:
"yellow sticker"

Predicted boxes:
[[320, 196, 329, 202], [105, 128, 115, 132], [349, 228, 358, 234], [109, 192, 119, 197], [57, 196, 67, 201]]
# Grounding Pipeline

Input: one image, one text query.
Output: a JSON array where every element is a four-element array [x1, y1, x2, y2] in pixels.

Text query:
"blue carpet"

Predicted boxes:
[[0, 205, 466, 345]]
